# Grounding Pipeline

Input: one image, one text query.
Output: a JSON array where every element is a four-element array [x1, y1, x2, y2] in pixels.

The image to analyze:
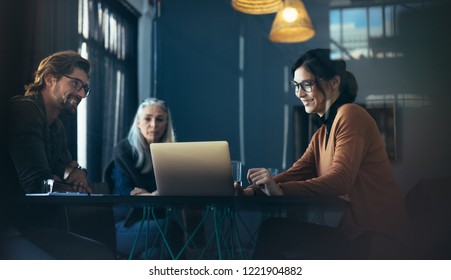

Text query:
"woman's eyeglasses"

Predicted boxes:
[[290, 79, 316, 93]]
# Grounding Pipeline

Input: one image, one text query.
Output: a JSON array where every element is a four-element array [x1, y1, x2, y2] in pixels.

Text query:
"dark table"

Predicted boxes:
[[23, 194, 348, 259]]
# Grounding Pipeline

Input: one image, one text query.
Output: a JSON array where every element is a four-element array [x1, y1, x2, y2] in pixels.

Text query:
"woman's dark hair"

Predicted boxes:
[[291, 48, 358, 103]]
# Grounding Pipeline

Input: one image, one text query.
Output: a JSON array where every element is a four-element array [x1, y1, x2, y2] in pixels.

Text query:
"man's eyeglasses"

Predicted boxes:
[[63, 75, 91, 97], [290, 79, 316, 93]]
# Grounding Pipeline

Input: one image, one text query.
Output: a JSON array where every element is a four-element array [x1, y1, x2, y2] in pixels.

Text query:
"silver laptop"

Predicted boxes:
[[150, 141, 235, 196]]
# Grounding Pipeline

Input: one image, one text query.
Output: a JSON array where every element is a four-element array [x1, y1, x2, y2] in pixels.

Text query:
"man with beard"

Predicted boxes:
[[8, 50, 90, 194], [3, 50, 115, 259]]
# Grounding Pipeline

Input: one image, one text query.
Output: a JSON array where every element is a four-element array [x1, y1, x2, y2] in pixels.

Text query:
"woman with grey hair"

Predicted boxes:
[[111, 98, 180, 259], [124, 98, 175, 178]]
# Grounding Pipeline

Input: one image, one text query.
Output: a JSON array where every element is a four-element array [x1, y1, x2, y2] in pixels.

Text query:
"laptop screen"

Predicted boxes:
[[150, 141, 235, 196]]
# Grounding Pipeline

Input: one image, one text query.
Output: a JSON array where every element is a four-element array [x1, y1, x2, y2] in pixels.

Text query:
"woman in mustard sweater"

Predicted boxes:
[[238, 48, 411, 259]]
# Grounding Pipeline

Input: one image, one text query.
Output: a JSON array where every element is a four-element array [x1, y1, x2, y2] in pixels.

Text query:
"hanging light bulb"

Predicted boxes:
[[231, 0, 284, 15], [269, 0, 315, 43], [282, 7, 298, 22]]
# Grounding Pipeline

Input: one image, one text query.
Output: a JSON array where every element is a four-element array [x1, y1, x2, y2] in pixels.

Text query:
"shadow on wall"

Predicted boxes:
[[398, 2, 451, 113], [393, 2, 451, 193]]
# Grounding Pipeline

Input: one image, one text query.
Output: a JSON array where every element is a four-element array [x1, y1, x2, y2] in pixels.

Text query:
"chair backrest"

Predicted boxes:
[[91, 182, 110, 194], [103, 161, 115, 194]]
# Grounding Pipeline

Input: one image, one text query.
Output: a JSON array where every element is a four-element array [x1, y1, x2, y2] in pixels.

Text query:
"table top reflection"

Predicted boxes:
[[23, 193, 348, 209]]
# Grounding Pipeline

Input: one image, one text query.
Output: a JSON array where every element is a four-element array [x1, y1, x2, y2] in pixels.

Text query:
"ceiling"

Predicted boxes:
[[125, 0, 437, 14]]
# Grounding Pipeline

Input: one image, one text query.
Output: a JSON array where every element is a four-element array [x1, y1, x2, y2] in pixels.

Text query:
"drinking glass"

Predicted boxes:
[[231, 160, 242, 185], [267, 167, 279, 176]]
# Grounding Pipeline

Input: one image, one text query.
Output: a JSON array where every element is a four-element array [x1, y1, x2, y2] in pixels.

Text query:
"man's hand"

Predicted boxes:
[[64, 161, 91, 193]]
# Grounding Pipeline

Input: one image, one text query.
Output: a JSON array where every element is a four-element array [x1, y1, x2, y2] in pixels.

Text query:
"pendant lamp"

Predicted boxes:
[[232, 0, 284, 15], [269, 0, 315, 43]]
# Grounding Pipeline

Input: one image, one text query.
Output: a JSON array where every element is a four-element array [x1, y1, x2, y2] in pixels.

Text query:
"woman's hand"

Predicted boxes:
[[234, 182, 256, 196], [130, 187, 151, 196], [247, 168, 284, 196], [130, 188, 159, 196]]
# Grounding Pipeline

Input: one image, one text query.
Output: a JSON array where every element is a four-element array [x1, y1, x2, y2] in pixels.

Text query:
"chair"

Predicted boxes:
[[64, 198, 117, 257], [62, 161, 119, 258], [103, 160, 115, 194]]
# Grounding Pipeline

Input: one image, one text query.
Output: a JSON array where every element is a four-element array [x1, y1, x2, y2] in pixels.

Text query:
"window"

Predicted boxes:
[[77, 0, 138, 181], [329, 1, 439, 60]]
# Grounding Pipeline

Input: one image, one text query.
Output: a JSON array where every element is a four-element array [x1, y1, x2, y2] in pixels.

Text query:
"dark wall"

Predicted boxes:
[[1, 0, 79, 163], [156, 0, 330, 177], [391, 2, 451, 192], [0, 1, 28, 227], [1, 0, 35, 105]]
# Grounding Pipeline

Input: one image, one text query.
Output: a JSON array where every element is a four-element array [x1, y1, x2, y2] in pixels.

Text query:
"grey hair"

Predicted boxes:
[[127, 98, 176, 173]]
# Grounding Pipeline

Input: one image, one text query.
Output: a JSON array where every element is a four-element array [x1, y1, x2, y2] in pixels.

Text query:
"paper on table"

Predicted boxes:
[[26, 192, 89, 196]]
